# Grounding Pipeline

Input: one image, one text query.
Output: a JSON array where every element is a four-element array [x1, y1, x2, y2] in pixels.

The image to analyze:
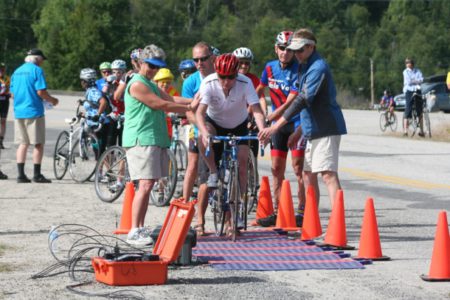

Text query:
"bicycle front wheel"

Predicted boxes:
[[212, 187, 226, 237], [173, 140, 188, 198], [150, 149, 178, 207], [389, 113, 398, 132], [53, 130, 70, 180], [69, 133, 99, 183], [379, 113, 387, 132], [94, 146, 129, 203], [228, 164, 241, 242], [423, 109, 432, 138], [246, 150, 258, 214]]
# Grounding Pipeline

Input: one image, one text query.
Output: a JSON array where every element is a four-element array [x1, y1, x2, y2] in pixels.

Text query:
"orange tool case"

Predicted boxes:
[[92, 199, 195, 285]]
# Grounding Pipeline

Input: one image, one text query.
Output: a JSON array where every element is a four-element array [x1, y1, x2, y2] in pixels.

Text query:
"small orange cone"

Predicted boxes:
[[355, 198, 390, 260], [322, 189, 355, 250], [301, 185, 322, 240], [113, 182, 135, 234], [421, 211, 450, 281], [274, 180, 299, 231], [250, 176, 274, 226]]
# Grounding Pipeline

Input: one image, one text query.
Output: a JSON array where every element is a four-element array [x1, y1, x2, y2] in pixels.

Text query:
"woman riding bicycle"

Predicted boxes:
[[380, 89, 396, 123]]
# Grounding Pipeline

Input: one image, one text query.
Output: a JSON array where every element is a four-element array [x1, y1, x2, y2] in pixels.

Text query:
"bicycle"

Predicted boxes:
[[408, 89, 432, 138], [53, 100, 102, 183], [206, 135, 263, 241], [379, 106, 397, 132], [246, 119, 260, 213], [150, 114, 188, 206]]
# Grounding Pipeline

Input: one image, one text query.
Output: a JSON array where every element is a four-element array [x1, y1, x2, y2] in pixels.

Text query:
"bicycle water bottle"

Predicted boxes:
[[224, 169, 230, 184], [49, 226, 59, 253]]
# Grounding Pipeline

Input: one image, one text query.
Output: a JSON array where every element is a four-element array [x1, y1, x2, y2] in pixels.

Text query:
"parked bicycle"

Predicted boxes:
[[150, 114, 188, 206], [53, 100, 102, 183], [206, 135, 263, 242]]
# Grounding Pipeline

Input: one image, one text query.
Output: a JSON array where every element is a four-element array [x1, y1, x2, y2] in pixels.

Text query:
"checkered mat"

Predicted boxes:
[[193, 230, 364, 271]]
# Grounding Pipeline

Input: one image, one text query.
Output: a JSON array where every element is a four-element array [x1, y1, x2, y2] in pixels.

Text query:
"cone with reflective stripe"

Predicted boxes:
[[321, 189, 355, 250], [354, 198, 390, 260], [421, 211, 450, 281], [113, 182, 135, 234], [301, 185, 322, 240], [251, 176, 274, 226], [274, 180, 299, 231]]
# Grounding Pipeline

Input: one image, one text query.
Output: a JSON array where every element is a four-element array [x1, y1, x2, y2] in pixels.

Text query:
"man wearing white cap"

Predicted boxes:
[[259, 28, 347, 208]]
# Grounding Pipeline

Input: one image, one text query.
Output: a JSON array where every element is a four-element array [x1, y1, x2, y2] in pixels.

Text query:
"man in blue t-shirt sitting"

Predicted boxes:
[[10, 49, 59, 183]]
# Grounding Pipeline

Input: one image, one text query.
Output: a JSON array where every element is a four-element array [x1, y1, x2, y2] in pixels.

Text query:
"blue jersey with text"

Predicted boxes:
[[260, 60, 299, 123]]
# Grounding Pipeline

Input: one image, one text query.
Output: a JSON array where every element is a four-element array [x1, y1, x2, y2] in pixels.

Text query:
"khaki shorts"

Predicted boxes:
[[126, 145, 169, 180], [303, 135, 341, 173], [14, 117, 46, 145]]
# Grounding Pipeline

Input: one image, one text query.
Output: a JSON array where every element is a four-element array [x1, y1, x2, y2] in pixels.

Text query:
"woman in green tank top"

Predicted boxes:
[[123, 44, 195, 246]]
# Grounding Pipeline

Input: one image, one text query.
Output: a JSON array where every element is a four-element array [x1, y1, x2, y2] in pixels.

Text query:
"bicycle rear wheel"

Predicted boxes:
[[69, 133, 99, 183], [150, 149, 178, 207], [246, 150, 258, 214], [379, 113, 387, 132], [423, 109, 432, 137], [53, 130, 70, 180], [173, 140, 188, 198], [228, 164, 241, 242], [389, 113, 398, 132], [94, 146, 129, 203]]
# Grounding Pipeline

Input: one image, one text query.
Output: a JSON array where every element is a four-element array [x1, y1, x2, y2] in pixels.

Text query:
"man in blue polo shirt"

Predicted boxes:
[[259, 28, 347, 209], [10, 48, 59, 183]]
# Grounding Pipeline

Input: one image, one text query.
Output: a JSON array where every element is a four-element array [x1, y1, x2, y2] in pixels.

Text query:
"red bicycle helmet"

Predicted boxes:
[[214, 53, 240, 76], [275, 31, 293, 47]]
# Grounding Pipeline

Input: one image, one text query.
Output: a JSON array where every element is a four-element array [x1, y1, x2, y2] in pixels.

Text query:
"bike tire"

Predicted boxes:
[[423, 109, 432, 138], [246, 150, 259, 214], [212, 186, 226, 237], [69, 133, 99, 183], [53, 130, 70, 180], [228, 164, 240, 242], [173, 140, 188, 198], [379, 113, 387, 132], [94, 146, 129, 203], [389, 113, 398, 132], [150, 149, 178, 207]]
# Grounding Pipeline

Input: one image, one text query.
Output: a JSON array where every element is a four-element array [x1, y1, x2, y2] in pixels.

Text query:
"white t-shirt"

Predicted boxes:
[[199, 73, 259, 129]]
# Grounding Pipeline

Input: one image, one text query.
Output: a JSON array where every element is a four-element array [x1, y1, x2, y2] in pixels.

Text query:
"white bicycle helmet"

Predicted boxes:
[[275, 31, 293, 47], [111, 59, 126, 70], [80, 68, 97, 81], [232, 47, 254, 61]]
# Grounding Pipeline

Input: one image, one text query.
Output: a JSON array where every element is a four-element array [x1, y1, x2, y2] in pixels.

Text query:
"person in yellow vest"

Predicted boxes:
[[154, 68, 181, 139]]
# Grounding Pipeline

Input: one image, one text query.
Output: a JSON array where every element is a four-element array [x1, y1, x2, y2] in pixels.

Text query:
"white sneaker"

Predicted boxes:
[[110, 181, 124, 192], [126, 228, 152, 246], [207, 173, 218, 188]]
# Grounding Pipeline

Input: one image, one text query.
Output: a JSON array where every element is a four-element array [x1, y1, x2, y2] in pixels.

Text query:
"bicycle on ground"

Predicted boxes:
[[206, 135, 263, 242], [53, 100, 103, 183]]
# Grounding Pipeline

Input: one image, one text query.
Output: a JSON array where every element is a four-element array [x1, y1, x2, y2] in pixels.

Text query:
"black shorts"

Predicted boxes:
[[270, 122, 306, 158], [404, 91, 423, 119], [0, 98, 10, 118], [205, 115, 249, 167]]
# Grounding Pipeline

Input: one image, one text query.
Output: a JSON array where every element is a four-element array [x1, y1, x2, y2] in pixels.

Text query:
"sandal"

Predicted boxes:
[[194, 224, 206, 236]]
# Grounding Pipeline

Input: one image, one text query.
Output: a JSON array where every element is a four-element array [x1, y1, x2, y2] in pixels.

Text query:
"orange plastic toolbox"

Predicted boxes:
[[92, 199, 195, 286]]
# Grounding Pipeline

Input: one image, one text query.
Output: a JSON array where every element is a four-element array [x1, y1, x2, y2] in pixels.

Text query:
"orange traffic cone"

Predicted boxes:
[[113, 182, 135, 234], [301, 185, 322, 240], [250, 176, 274, 226], [321, 189, 355, 250], [274, 180, 299, 231], [355, 198, 390, 260], [421, 211, 450, 281]]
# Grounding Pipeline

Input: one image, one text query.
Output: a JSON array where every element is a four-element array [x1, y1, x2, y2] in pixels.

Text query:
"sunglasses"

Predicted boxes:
[[278, 46, 292, 52], [193, 55, 210, 63], [218, 73, 237, 80], [239, 61, 251, 66], [101, 70, 112, 74], [294, 47, 306, 54], [146, 62, 160, 70]]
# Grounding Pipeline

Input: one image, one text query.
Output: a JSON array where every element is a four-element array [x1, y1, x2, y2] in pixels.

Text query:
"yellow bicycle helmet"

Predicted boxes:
[[154, 68, 174, 82]]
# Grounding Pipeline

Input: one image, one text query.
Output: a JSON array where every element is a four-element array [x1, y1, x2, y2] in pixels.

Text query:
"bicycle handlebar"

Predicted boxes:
[[205, 135, 264, 157]]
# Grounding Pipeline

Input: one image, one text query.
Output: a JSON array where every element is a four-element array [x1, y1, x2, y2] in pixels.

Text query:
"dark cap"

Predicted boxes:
[[27, 48, 47, 60]]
